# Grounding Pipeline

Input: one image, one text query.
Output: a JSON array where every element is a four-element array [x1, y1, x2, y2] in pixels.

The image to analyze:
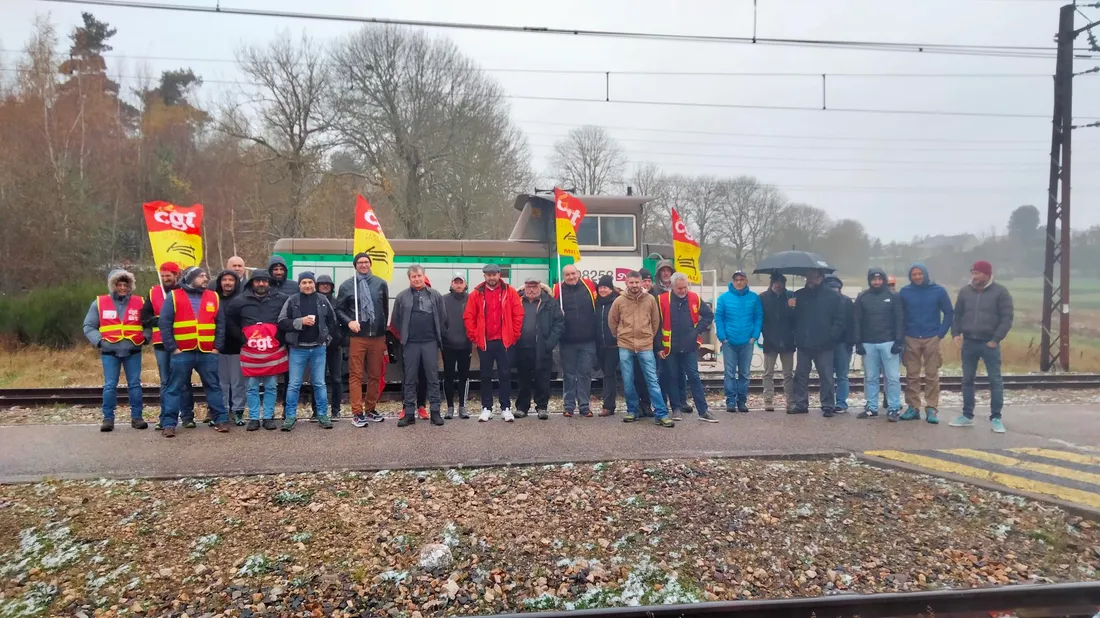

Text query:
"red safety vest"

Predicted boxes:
[[97, 295, 146, 345], [552, 279, 597, 307], [658, 290, 701, 353], [171, 288, 219, 353], [240, 323, 288, 377], [149, 286, 167, 345]]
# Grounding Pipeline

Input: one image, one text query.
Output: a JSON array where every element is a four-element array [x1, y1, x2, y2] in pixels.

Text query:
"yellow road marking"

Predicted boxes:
[[864, 450, 1100, 508], [1008, 447, 1100, 467], [943, 448, 1100, 486]]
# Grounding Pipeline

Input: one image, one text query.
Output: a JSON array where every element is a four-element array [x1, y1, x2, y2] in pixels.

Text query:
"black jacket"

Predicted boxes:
[[520, 291, 565, 367], [319, 289, 346, 347], [443, 291, 471, 350], [226, 285, 288, 347], [596, 290, 620, 349], [335, 273, 390, 339], [854, 268, 905, 346], [559, 281, 597, 344], [836, 292, 857, 347], [793, 284, 844, 351], [278, 292, 339, 348], [390, 285, 447, 346], [668, 292, 715, 353], [214, 270, 243, 354], [758, 287, 796, 354]]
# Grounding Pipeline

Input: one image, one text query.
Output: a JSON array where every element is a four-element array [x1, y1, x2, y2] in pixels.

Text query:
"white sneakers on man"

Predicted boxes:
[[501, 409, 515, 422], [478, 408, 492, 422]]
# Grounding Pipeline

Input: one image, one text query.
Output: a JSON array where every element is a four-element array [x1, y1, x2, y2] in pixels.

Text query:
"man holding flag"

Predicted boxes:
[[336, 196, 393, 427]]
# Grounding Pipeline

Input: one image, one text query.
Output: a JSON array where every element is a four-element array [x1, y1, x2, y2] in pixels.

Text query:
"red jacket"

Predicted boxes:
[[464, 282, 524, 350]]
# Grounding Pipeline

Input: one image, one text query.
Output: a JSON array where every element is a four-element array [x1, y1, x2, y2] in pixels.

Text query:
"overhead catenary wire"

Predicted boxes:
[[35, 0, 1100, 60]]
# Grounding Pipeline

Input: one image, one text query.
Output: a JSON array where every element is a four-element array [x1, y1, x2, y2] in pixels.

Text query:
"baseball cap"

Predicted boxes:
[[732, 270, 748, 279], [452, 271, 466, 282], [482, 264, 501, 274]]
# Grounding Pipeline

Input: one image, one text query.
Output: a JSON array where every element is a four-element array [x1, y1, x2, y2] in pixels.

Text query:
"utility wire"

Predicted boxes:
[[37, 0, 1100, 59]]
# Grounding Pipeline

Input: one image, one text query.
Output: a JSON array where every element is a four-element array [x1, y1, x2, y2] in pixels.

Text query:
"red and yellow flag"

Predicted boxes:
[[671, 207, 701, 284], [353, 195, 395, 282], [554, 188, 587, 262], [143, 201, 204, 268]]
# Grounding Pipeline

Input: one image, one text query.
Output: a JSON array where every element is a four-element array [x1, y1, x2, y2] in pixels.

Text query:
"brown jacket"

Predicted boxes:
[[608, 288, 660, 352]]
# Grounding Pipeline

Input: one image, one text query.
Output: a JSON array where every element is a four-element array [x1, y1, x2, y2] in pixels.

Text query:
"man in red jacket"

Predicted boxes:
[[464, 264, 524, 422]]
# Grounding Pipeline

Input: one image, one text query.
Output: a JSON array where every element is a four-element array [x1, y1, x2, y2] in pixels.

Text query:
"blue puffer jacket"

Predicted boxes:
[[898, 263, 954, 339], [715, 283, 763, 345]]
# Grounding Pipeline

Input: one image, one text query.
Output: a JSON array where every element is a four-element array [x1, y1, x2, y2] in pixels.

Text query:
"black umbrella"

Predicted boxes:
[[752, 251, 835, 276]]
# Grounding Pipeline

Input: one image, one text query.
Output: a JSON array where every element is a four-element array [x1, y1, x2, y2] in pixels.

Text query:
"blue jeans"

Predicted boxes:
[[100, 353, 143, 422], [286, 346, 328, 420], [962, 339, 1004, 419], [247, 375, 278, 420], [862, 342, 901, 412], [619, 349, 668, 419], [665, 348, 708, 415], [155, 347, 193, 424], [721, 342, 754, 407], [160, 351, 226, 428], [833, 343, 852, 410]]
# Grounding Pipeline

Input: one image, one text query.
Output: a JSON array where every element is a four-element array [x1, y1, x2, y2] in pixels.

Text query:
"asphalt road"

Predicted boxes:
[[2, 403, 1097, 483]]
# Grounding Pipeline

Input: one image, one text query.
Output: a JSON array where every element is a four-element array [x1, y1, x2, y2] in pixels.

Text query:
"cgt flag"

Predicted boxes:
[[554, 187, 587, 262], [671, 207, 702, 285], [143, 201, 204, 268], [353, 195, 395, 282]]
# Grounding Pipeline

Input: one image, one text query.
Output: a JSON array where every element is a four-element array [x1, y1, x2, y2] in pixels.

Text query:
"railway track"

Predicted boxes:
[[479, 581, 1100, 618], [2, 373, 1098, 409]]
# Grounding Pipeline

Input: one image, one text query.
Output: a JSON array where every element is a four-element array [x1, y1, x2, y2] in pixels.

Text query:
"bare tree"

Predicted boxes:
[[627, 162, 669, 243], [769, 203, 831, 254], [219, 31, 335, 241], [550, 125, 626, 195], [330, 25, 530, 239]]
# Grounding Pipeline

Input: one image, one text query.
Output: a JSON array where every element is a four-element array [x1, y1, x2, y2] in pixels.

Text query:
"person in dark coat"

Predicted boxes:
[[595, 275, 621, 415], [442, 273, 472, 419], [824, 274, 856, 413], [758, 272, 796, 412], [305, 273, 345, 421], [390, 265, 448, 427], [662, 272, 717, 422], [515, 278, 565, 420], [950, 260, 1014, 433], [556, 265, 598, 417], [853, 267, 905, 420], [277, 271, 340, 430], [335, 252, 390, 426], [214, 269, 246, 425], [790, 269, 845, 417], [226, 269, 288, 430]]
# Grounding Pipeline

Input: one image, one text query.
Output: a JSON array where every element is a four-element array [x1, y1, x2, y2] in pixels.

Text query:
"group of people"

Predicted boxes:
[[83, 250, 1014, 436]]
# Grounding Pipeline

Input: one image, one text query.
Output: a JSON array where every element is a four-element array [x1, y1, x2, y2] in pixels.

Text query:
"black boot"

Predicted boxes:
[[398, 410, 416, 428], [430, 409, 444, 426]]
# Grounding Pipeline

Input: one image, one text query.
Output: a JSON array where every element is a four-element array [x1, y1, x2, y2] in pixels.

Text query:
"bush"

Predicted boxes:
[[0, 274, 157, 348]]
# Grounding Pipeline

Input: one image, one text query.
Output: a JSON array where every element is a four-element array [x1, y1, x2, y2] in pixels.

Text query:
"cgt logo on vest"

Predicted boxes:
[[127, 309, 140, 321], [247, 331, 276, 352], [153, 208, 199, 232]]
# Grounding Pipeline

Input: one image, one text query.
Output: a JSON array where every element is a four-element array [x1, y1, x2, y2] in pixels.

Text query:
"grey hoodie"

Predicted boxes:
[[652, 259, 675, 296], [268, 255, 298, 296], [83, 269, 150, 357]]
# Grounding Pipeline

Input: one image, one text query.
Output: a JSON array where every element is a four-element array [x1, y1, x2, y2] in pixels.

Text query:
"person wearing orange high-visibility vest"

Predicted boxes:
[[658, 272, 718, 423], [158, 267, 229, 438], [141, 262, 195, 430], [83, 269, 151, 432]]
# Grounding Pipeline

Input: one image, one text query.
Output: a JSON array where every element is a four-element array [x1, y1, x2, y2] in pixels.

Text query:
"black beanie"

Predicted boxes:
[[638, 268, 653, 280], [770, 272, 787, 284], [353, 252, 372, 265], [597, 275, 614, 290]]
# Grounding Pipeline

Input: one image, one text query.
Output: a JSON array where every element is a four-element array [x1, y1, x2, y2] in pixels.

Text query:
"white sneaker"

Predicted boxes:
[[502, 409, 515, 422], [478, 408, 492, 422]]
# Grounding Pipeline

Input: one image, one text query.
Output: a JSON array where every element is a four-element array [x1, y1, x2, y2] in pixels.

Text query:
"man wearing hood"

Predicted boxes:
[[610, 271, 672, 427], [309, 274, 345, 420], [279, 271, 340, 430], [595, 275, 621, 416], [442, 273, 473, 419], [84, 269, 150, 432], [516, 277, 565, 420], [267, 255, 298, 296], [824, 274, 857, 413], [950, 260, 1014, 433], [214, 269, 246, 425], [336, 252, 390, 427], [759, 272, 795, 412], [227, 269, 289, 431], [142, 262, 194, 429], [158, 267, 229, 437], [898, 263, 953, 424], [714, 270, 762, 414], [791, 269, 845, 416], [853, 267, 905, 420]]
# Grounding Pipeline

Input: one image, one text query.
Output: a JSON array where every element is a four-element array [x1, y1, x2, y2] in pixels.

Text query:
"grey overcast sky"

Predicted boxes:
[[4, 0, 1100, 242]]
